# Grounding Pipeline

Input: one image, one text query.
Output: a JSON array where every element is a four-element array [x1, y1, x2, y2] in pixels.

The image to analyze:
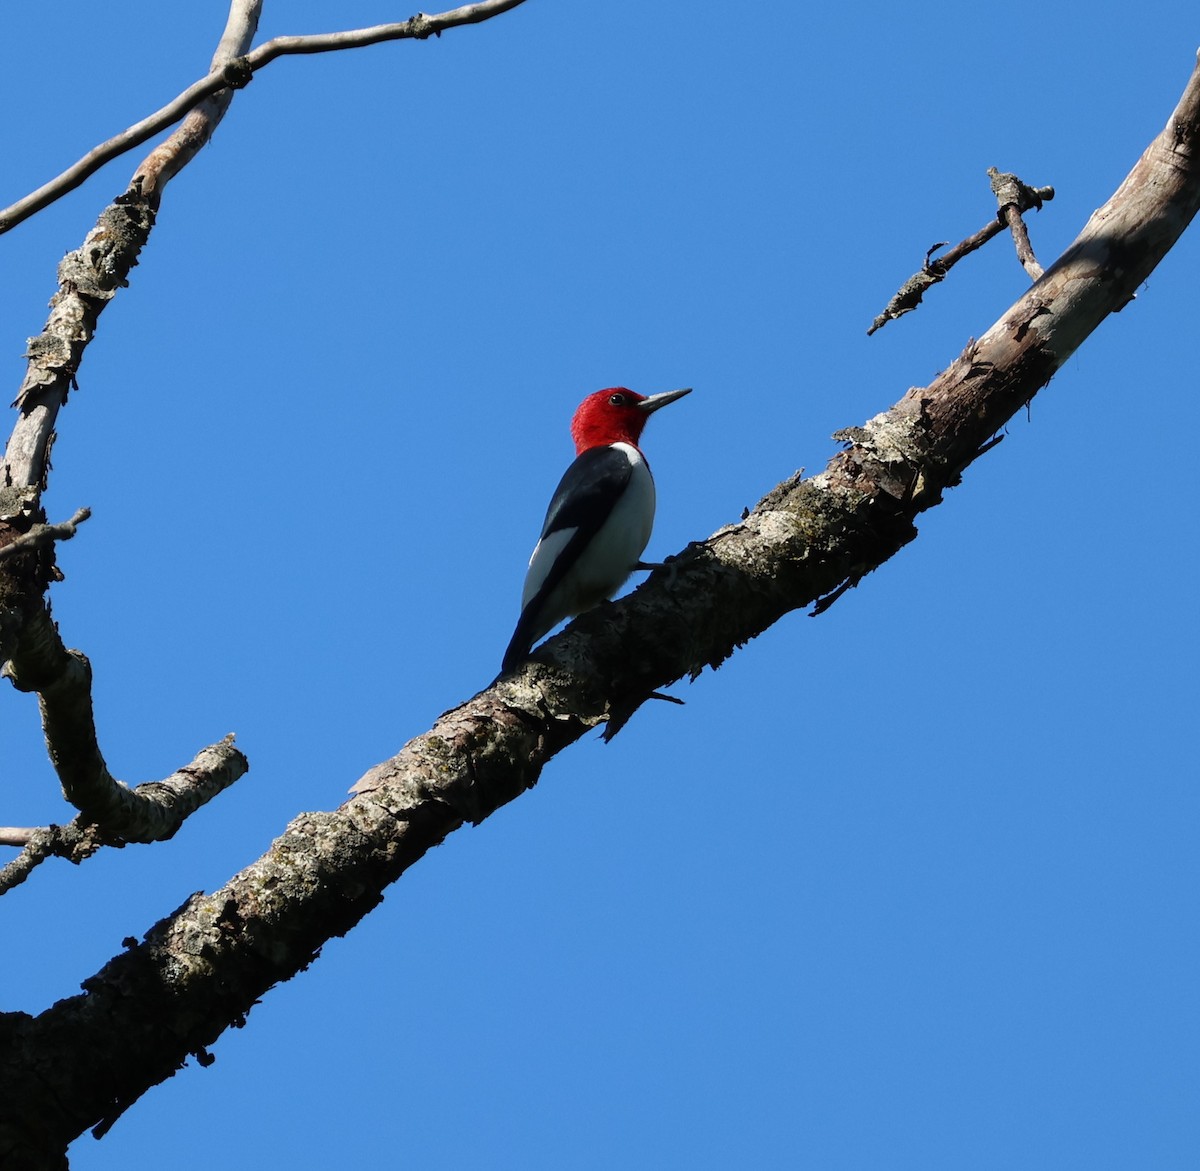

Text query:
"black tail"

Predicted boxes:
[[501, 612, 537, 674]]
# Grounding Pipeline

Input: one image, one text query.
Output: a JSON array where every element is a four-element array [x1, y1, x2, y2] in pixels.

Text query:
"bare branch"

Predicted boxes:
[[0, 0, 530, 235], [0, 822, 105, 896], [2, 605, 249, 846], [0, 5, 253, 861], [2, 193, 158, 488], [0, 508, 90, 564], [988, 167, 1050, 278], [0, 830, 63, 892], [245, 0, 529, 57], [0, 733, 246, 897], [0, 739, 247, 897], [131, 0, 264, 199], [1, 3, 263, 699], [2, 0, 263, 479], [868, 172, 1054, 334], [2, 0, 529, 498]]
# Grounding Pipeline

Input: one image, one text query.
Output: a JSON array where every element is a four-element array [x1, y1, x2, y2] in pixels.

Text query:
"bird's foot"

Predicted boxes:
[[636, 553, 685, 589]]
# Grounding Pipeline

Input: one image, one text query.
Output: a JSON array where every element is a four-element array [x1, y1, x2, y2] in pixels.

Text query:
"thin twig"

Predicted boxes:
[[0, 0, 530, 235], [868, 171, 1054, 334], [0, 507, 91, 563], [0, 830, 61, 894], [0, 822, 106, 896], [0, 827, 39, 847]]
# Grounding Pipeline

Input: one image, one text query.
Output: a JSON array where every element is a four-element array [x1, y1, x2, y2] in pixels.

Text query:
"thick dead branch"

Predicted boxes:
[[1, 605, 248, 850], [3, 50, 1199, 1162], [868, 171, 1054, 334], [0, 0, 530, 235]]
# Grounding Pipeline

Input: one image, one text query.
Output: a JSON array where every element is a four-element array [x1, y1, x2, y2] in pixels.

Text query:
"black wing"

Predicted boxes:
[[539, 445, 634, 541], [502, 446, 633, 672]]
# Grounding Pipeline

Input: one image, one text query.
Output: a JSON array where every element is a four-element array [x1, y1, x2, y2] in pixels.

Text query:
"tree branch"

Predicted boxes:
[[3, 0, 262, 476], [129, 0, 264, 199], [988, 166, 1049, 278], [3, 48, 1198, 1162], [0, 728, 246, 898], [0, 821, 106, 896], [0, 2, 531, 888], [868, 171, 1054, 334], [2, 192, 158, 481], [0, 0, 530, 235], [0, 0, 529, 535], [1, 604, 248, 854], [0, 508, 90, 565], [0, 4, 266, 861]]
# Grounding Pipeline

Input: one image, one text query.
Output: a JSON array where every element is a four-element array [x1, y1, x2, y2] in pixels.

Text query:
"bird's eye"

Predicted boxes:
[[609, 393, 627, 406]]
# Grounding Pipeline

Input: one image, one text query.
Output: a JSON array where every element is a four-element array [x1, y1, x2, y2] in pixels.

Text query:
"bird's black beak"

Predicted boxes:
[[637, 387, 692, 414]]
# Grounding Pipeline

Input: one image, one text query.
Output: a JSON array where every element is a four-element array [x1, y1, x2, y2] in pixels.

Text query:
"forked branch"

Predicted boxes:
[[0, 4, 266, 883], [0, 603, 248, 889], [868, 169, 1055, 334], [0, 508, 90, 564], [0, 730, 246, 896], [0, 0, 530, 235]]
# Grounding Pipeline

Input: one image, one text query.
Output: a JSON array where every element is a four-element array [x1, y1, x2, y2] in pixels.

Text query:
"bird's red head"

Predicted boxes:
[[569, 386, 692, 454]]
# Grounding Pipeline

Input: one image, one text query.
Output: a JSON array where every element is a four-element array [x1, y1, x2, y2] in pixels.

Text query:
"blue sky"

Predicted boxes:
[[1, 2, 1198, 1167]]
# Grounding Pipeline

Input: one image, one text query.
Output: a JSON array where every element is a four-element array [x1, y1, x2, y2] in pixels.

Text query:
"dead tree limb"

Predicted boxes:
[[0, 822, 106, 895], [0, 508, 90, 565], [0, 0, 530, 236], [988, 166, 1050, 278], [0, 5, 265, 882], [868, 171, 1055, 334], [1, 605, 249, 844], [0, 730, 246, 897], [0, 0, 532, 920]]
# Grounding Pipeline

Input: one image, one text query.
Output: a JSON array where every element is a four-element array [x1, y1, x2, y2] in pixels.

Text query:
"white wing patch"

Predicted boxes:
[[522, 526, 578, 609]]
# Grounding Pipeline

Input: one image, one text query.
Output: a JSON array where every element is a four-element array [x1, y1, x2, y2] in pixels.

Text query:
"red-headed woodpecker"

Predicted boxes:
[[502, 386, 692, 672]]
